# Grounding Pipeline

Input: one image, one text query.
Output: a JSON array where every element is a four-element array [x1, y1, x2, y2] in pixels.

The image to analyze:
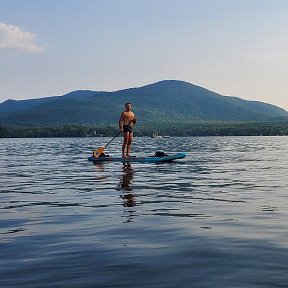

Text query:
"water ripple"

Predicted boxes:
[[1, 136, 288, 287]]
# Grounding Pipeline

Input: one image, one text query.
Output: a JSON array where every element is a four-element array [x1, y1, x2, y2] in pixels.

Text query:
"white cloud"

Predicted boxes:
[[0, 23, 45, 53]]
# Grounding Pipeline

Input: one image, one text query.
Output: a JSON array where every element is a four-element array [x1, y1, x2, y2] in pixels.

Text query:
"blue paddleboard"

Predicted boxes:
[[88, 153, 186, 163]]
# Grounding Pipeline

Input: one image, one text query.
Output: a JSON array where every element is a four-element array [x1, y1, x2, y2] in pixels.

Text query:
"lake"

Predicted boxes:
[[1, 136, 288, 288]]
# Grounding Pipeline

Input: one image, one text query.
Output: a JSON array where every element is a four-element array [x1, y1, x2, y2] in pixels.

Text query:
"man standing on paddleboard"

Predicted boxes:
[[119, 103, 136, 158]]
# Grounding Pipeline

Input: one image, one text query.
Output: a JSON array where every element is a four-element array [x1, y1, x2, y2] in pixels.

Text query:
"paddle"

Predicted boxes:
[[92, 120, 133, 158]]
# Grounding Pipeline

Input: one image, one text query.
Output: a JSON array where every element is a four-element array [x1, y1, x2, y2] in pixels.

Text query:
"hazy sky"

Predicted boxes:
[[1, 0, 288, 110]]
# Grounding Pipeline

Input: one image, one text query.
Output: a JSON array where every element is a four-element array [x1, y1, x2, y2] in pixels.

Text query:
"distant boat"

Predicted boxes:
[[151, 133, 162, 138], [151, 133, 170, 138]]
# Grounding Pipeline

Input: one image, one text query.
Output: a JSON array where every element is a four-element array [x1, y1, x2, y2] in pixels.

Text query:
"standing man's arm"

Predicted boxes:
[[119, 112, 124, 131], [133, 114, 136, 124]]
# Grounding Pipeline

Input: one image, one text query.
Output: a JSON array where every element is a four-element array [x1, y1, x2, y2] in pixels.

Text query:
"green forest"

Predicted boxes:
[[1, 121, 288, 138]]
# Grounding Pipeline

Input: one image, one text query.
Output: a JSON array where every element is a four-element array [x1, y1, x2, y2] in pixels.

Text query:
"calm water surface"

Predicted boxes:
[[1, 136, 288, 288]]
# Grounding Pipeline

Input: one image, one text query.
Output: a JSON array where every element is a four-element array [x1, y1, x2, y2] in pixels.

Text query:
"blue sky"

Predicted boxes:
[[1, 0, 288, 110]]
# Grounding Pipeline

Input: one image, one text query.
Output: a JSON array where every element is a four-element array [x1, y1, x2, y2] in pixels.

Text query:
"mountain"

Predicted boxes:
[[0, 90, 96, 113], [0, 80, 287, 127]]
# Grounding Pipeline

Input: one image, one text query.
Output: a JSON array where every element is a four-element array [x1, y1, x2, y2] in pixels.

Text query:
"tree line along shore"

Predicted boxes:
[[1, 121, 288, 138]]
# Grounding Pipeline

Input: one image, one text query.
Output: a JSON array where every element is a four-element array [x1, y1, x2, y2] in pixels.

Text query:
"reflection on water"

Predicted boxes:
[[92, 162, 107, 181], [118, 163, 134, 192], [117, 163, 136, 222]]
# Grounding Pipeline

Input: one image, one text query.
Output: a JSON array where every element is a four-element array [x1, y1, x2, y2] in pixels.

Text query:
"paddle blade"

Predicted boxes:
[[92, 146, 105, 158]]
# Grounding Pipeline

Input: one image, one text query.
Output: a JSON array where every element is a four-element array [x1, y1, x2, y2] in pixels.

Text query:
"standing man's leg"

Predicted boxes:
[[122, 132, 129, 158], [126, 132, 133, 157]]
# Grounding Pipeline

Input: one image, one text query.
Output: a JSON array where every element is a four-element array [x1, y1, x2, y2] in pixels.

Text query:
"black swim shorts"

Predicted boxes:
[[123, 125, 133, 133]]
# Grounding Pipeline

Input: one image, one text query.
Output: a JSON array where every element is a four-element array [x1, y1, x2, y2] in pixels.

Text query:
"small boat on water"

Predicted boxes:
[[151, 133, 162, 138], [151, 133, 170, 138]]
